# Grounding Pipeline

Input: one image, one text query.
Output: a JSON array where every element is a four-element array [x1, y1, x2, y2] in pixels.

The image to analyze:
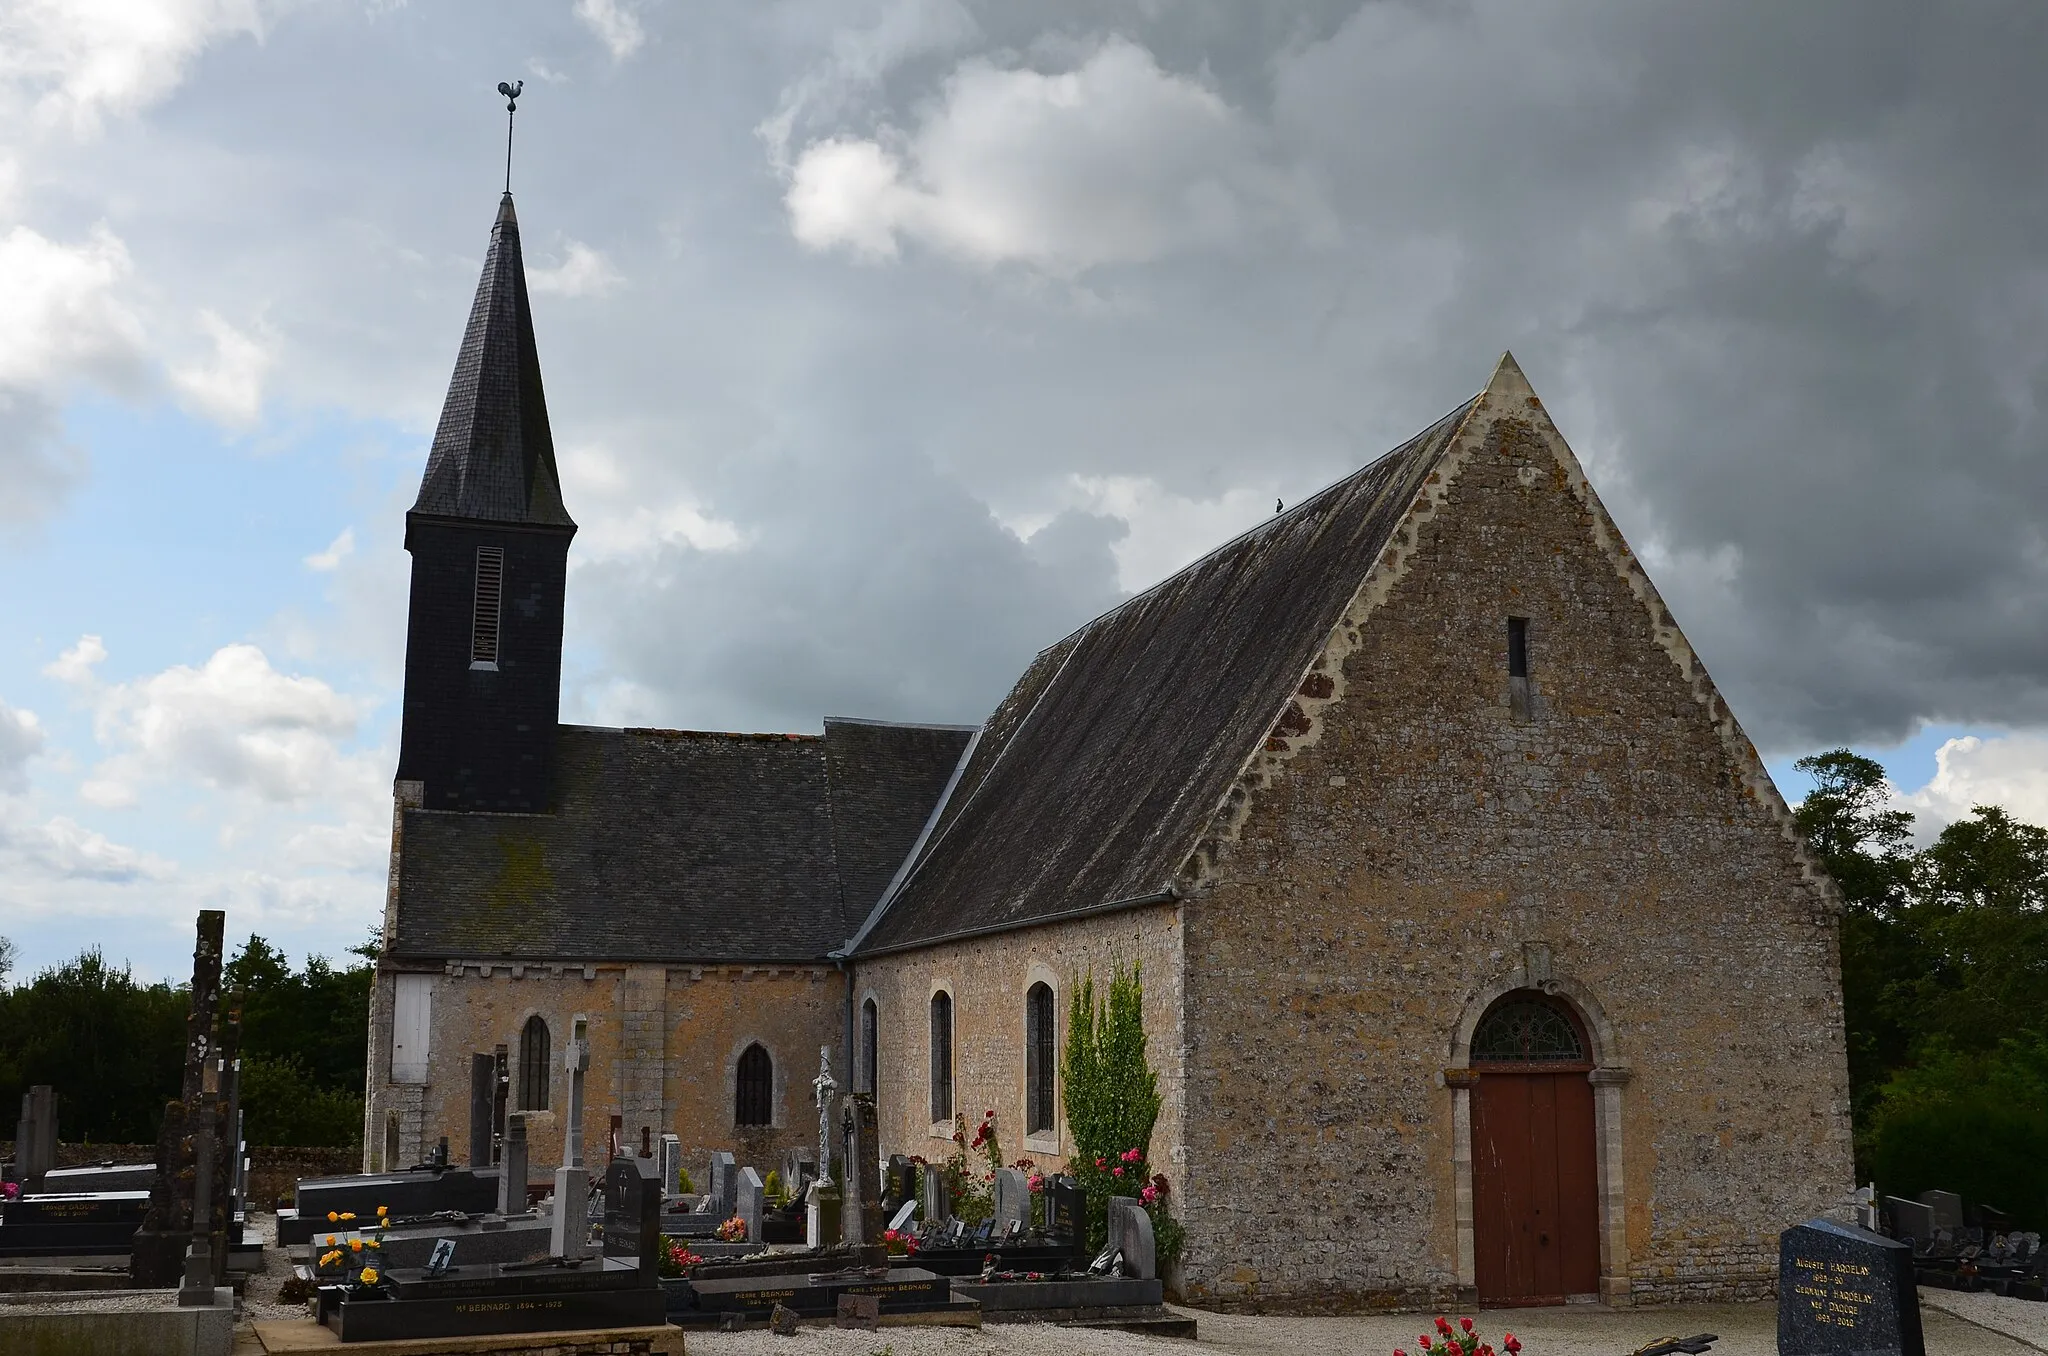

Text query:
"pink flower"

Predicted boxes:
[[1094, 1157, 1106, 1169], [1140, 1186, 1157, 1204], [1121, 1148, 1141, 1163], [1112, 1166, 1124, 1177]]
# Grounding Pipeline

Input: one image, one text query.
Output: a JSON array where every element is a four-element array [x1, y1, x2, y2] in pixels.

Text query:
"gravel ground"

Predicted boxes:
[[1923, 1290, 2048, 1354], [240, 1210, 318, 1324], [678, 1300, 2034, 1356]]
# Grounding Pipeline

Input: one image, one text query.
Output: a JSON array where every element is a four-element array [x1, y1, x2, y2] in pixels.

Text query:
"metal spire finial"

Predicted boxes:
[[496, 80, 524, 194]]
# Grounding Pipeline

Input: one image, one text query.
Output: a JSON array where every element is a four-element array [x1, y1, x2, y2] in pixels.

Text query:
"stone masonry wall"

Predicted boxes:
[[852, 906, 1185, 1187], [363, 962, 842, 1189], [1174, 385, 1853, 1310]]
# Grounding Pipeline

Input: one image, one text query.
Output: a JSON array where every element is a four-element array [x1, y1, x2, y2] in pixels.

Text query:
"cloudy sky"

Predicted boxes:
[[1, 0, 2044, 980]]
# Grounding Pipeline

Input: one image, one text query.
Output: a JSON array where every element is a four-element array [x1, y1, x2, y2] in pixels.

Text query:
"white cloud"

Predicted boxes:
[[573, 0, 644, 62], [81, 642, 374, 807], [1896, 732, 2048, 834], [0, 0, 265, 132], [0, 813, 170, 883], [1053, 473, 1283, 594], [756, 0, 980, 171], [44, 633, 108, 686], [170, 308, 273, 426], [0, 697, 44, 790], [304, 526, 355, 572], [527, 240, 623, 298], [783, 38, 1330, 274], [0, 224, 144, 388]]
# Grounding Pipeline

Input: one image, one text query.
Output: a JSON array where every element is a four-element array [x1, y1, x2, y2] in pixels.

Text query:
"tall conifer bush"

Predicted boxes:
[[1060, 963, 1178, 1259]]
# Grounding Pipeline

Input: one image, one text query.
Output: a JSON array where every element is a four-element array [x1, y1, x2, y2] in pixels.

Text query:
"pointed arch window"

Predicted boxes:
[[929, 991, 953, 1123], [736, 1043, 773, 1127], [471, 547, 504, 670], [518, 1015, 550, 1110], [1026, 982, 1056, 1135]]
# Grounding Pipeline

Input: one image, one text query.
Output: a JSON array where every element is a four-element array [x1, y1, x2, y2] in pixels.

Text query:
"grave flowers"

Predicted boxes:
[[658, 1235, 704, 1278], [716, 1214, 747, 1242], [882, 1227, 919, 1257], [1394, 1315, 1520, 1356]]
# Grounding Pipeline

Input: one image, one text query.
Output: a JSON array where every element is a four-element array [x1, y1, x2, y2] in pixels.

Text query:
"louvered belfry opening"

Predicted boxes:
[[929, 991, 953, 1123], [471, 547, 505, 667], [736, 1043, 773, 1126], [518, 1015, 550, 1110], [1026, 982, 1056, 1134]]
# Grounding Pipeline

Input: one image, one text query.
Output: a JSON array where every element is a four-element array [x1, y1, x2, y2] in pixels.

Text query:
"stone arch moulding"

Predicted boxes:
[[1444, 954, 1634, 1307], [725, 1034, 780, 1130]]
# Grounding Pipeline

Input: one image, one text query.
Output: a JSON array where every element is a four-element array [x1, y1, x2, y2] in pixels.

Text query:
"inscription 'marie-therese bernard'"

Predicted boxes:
[[1790, 1256, 1876, 1329]]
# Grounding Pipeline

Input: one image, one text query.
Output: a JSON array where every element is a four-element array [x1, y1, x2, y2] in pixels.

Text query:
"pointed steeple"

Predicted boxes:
[[411, 193, 576, 529]]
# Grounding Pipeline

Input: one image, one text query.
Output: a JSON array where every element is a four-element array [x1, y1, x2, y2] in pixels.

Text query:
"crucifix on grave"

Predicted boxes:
[[549, 1015, 592, 1259], [805, 1045, 842, 1248], [811, 1046, 837, 1184]]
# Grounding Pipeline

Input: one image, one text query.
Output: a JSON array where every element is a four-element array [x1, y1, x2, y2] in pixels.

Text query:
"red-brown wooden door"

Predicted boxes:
[[1472, 1069, 1600, 1304]]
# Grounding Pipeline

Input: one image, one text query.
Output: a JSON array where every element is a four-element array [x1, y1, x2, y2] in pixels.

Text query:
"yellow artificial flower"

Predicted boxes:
[[376, 1206, 388, 1216], [325, 1235, 337, 1247], [365, 1239, 380, 1249], [319, 1250, 341, 1267], [339, 1212, 356, 1221], [359, 1267, 379, 1285], [327, 1212, 338, 1223], [349, 1239, 363, 1253]]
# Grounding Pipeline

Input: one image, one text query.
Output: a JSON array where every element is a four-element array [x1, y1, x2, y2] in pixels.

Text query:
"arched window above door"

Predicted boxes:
[[1471, 993, 1587, 1064]]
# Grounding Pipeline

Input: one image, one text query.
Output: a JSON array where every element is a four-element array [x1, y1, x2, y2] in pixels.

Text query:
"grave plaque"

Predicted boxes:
[[1778, 1218, 1924, 1356], [1046, 1175, 1086, 1256]]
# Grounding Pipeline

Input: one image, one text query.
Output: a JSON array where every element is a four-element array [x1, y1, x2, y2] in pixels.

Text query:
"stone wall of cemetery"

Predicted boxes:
[[852, 904, 1186, 1183], [364, 962, 841, 1187], [1172, 389, 1854, 1310]]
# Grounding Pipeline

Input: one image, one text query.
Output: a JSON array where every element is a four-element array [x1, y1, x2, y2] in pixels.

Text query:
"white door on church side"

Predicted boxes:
[[391, 974, 433, 1084]]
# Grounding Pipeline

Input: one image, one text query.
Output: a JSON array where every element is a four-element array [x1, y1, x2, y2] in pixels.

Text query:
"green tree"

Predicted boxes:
[[1061, 964, 1177, 1259], [1905, 806, 2048, 1051], [0, 950, 188, 1142]]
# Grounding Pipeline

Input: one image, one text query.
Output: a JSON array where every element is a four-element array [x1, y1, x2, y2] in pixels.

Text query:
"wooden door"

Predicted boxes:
[[1472, 1069, 1600, 1304]]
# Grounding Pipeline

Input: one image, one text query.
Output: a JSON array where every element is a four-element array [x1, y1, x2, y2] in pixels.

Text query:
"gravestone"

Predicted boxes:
[[661, 1134, 683, 1199], [840, 1094, 882, 1245], [709, 1151, 738, 1220], [1918, 1190, 1964, 1233], [1046, 1176, 1086, 1257], [1886, 1197, 1935, 1243], [993, 1168, 1032, 1233], [1778, 1217, 1924, 1356], [602, 1155, 663, 1269], [888, 1199, 917, 1233], [497, 1113, 529, 1215], [467, 1053, 494, 1168], [806, 1178, 842, 1249], [1106, 1197, 1157, 1280], [882, 1155, 914, 1213], [783, 1148, 818, 1199], [922, 1163, 952, 1223], [836, 1292, 881, 1330], [549, 1016, 592, 1260], [490, 1045, 509, 1164], [13, 1086, 56, 1190], [738, 1167, 766, 1244]]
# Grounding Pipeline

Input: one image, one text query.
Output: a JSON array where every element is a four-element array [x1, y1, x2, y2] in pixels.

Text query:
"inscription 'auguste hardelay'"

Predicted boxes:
[[1791, 1256, 1876, 1329]]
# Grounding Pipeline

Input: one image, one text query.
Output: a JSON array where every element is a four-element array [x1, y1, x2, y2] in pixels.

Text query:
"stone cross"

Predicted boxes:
[[550, 1015, 592, 1259], [811, 1046, 837, 1184]]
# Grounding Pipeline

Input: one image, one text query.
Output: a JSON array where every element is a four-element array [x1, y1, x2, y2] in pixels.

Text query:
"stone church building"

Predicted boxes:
[[366, 192, 1854, 1309]]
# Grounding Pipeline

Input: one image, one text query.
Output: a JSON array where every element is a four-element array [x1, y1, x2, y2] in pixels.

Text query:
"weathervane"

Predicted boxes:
[[496, 79, 524, 193]]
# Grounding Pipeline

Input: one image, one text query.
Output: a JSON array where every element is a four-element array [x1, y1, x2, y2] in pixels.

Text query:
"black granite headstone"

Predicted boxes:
[[1779, 1218, 1924, 1356], [602, 1155, 662, 1269], [1046, 1176, 1086, 1257]]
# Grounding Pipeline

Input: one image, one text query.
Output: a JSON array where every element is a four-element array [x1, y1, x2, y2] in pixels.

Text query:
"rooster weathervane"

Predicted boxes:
[[497, 80, 524, 194]]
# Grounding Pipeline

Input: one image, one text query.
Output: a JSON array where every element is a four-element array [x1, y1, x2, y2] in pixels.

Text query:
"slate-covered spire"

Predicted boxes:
[[411, 193, 575, 528]]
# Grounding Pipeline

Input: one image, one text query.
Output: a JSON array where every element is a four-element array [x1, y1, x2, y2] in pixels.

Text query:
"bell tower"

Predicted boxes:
[[395, 191, 576, 812]]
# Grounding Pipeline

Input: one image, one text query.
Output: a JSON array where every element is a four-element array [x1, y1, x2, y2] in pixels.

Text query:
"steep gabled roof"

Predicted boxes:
[[390, 719, 970, 963], [411, 194, 575, 529], [852, 394, 1479, 954]]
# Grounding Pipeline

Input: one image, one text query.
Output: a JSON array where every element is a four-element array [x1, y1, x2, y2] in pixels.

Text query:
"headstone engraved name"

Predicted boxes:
[[1778, 1218, 1924, 1356], [602, 1155, 663, 1268], [1047, 1175, 1085, 1257]]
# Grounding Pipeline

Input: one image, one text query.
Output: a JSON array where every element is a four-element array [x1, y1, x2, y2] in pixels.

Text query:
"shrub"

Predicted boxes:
[[1060, 963, 1181, 1260]]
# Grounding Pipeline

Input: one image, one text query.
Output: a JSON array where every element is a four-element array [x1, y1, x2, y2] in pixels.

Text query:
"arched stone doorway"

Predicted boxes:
[[1469, 990, 1601, 1304]]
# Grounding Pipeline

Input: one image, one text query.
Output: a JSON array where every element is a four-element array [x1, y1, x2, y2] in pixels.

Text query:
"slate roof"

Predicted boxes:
[[851, 395, 1479, 954], [390, 718, 971, 962], [410, 194, 575, 529]]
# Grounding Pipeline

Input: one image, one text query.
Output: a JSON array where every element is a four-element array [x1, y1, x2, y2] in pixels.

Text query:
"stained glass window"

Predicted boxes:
[[1471, 996, 1584, 1062]]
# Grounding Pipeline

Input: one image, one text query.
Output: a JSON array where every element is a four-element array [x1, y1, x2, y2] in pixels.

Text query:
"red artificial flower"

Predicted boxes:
[[1461, 1318, 1475, 1334], [1437, 1318, 1454, 1335], [1420, 1337, 1433, 1349], [1396, 1348, 1409, 1356], [1503, 1334, 1521, 1354]]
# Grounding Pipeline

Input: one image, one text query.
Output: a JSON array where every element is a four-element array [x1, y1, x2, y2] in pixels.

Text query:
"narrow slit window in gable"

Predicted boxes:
[[1507, 617, 1530, 678]]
